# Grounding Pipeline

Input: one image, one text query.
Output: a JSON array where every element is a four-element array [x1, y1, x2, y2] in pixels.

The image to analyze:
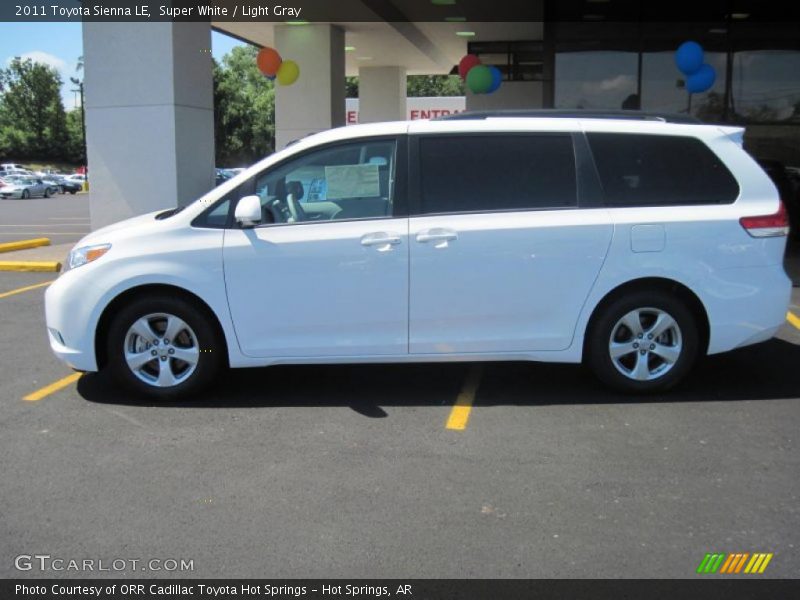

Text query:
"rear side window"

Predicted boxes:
[[586, 133, 739, 206], [418, 134, 577, 215]]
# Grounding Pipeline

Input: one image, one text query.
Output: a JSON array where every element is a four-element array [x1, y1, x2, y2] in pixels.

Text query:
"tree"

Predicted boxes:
[[213, 45, 275, 167], [0, 57, 66, 159], [64, 108, 86, 163], [407, 75, 464, 97], [343, 74, 465, 98]]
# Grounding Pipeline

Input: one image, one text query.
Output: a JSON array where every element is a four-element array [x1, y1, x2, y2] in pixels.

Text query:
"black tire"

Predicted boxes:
[[106, 294, 223, 399], [21, 189, 29, 199], [69, 190, 76, 195], [44, 188, 50, 198], [586, 290, 700, 394]]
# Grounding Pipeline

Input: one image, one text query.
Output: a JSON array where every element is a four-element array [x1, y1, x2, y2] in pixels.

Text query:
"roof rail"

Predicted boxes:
[[436, 109, 703, 125]]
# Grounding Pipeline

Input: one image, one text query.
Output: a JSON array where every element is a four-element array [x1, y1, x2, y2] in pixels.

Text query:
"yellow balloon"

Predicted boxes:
[[277, 60, 300, 86]]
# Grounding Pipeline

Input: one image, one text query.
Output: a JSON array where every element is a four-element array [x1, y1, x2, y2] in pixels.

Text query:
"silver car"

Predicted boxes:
[[0, 176, 58, 199]]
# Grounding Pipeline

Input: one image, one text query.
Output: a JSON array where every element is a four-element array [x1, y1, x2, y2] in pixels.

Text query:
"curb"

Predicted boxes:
[[0, 238, 51, 253], [0, 261, 62, 272]]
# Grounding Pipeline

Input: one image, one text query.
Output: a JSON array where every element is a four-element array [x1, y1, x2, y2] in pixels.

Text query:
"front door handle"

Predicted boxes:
[[416, 228, 458, 245], [361, 232, 402, 252]]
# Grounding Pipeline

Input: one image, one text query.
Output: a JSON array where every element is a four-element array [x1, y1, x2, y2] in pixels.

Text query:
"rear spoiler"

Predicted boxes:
[[718, 126, 745, 147]]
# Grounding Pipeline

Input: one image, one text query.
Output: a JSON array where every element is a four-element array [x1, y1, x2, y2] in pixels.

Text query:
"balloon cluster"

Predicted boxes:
[[256, 47, 300, 86], [674, 41, 716, 94], [458, 54, 502, 95]]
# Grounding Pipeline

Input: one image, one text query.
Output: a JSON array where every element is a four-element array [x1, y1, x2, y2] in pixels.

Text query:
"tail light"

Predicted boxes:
[[739, 201, 789, 238]]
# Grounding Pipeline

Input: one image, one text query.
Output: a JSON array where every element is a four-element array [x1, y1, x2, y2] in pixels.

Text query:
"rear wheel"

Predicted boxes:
[[44, 187, 50, 198], [106, 294, 223, 398], [586, 291, 699, 393], [21, 189, 29, 199]]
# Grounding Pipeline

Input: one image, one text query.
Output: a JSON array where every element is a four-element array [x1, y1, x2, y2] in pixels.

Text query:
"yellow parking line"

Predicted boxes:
[[446, 365, 483, 431], [0, 280, 55, 299], [787, 311, 800, 331], [24, 373, 82, 402]]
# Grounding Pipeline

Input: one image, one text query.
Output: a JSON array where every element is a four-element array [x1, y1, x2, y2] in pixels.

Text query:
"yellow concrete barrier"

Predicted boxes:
[[0, 261, 62, 272], [0, 238, 51, 253]]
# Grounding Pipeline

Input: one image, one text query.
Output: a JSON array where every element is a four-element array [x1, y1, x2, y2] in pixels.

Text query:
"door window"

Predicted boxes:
[[253, 139, 398, 225], [417, 134, 577, 215]]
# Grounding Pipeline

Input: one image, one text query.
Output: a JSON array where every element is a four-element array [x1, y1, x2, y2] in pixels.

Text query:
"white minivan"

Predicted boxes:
[[45, 112, 792, 397]]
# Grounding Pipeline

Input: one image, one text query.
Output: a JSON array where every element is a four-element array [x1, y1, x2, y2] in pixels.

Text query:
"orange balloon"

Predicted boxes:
[[256, 47, 282, 76]]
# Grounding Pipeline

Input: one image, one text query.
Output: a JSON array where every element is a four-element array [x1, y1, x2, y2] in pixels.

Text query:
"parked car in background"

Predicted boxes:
[[45, 112, 792, 398], [0, 167, 33, 178], [0, 176, 56, 198], [1, 163, 27, 172], [43, 175, 81, 195], [215, 168, 234, 187]]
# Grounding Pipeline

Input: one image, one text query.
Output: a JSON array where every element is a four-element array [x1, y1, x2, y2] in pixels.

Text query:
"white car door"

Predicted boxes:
[[223, 137, 409, 358], [408, 131, 613, 354]]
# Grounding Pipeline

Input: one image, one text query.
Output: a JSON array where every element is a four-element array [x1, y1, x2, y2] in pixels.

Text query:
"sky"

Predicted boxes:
[[0, 22, 245, 110]]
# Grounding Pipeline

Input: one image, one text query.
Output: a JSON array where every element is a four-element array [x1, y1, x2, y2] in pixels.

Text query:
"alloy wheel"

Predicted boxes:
[[608, 307, 683, 382], [123, 312, 200, 387]]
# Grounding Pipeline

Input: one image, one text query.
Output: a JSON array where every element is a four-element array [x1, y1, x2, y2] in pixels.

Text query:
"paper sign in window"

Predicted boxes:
[[324, 164, 380, 200]]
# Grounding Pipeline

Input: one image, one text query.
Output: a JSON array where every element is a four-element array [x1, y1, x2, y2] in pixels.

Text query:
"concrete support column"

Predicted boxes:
[[358, 66, 407, 123], [275, 24, 345, 150], [82, 22, 215, 229]]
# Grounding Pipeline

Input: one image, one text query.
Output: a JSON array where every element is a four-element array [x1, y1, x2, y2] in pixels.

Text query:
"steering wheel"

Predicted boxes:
[[285, 193, 307, 223]]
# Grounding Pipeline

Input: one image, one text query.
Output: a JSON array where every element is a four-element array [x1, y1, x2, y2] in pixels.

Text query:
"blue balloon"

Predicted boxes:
[[487, 66, 502, 94], [685, 63, 716, 94], [675, 41, 704, 75], [264, 73, 276, 81]]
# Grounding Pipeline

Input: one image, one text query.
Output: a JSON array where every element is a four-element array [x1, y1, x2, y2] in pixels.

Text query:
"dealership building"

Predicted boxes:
[[81, 1, 800, 228]]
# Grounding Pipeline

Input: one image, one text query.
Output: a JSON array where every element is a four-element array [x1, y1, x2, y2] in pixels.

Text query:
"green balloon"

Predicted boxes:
[[466, 65, 492, 94]]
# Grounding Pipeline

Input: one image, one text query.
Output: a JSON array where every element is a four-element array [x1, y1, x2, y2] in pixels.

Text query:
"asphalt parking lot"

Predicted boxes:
[[1, 266, 799, 579], [0, 194, 90, 245]]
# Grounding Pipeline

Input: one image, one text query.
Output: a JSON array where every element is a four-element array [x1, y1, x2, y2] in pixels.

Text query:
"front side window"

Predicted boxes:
[[586, 133, 739, 206], [418, 134, 577, 215], [253, 139, 397, 225]]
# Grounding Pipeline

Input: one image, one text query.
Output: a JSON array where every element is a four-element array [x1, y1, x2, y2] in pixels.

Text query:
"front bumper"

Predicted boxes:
[[44, 272, 100, 372]]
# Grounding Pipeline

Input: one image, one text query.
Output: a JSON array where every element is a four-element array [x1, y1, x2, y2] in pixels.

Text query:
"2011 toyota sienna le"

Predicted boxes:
[[45, 111, 792, 397]]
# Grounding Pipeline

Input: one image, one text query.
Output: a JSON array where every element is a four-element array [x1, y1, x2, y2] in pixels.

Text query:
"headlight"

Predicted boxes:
[[67, 243, 111, 270]]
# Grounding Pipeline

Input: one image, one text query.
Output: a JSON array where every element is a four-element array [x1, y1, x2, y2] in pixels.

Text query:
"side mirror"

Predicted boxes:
[[234, 195, 262, 227]]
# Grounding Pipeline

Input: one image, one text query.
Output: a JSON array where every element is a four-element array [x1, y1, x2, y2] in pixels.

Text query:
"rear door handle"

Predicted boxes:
[[416, 228, 458, 244], [361, 232, 402, 252]]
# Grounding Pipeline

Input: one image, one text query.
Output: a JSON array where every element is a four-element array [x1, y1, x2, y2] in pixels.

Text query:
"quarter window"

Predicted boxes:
[[418, 134, 578, 215], [586, 133, 739, 206]]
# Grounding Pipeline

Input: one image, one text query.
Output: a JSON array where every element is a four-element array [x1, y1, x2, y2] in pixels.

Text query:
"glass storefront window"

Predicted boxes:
[[641, 51, 727, 121], [555, 51, 638, 109], [732, 51, 800, 123]]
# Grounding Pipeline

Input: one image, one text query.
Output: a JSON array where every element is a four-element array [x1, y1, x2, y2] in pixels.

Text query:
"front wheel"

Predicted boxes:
[[21, 189, 29, 199], [586, 291, 700, 394], [106, 295, 223, 398]]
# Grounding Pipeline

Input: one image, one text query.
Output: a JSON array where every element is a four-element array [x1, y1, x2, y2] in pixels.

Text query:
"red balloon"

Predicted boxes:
[[458, 54, 481, 80], [257, 47, 282, 77]]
